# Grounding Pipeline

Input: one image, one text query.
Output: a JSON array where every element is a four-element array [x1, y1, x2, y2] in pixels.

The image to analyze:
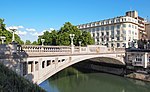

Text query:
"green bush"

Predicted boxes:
[[0, 63, 46, 92]]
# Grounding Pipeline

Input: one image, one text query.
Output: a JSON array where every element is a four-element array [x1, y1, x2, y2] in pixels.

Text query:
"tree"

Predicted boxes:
[[37, 22, 94, 46], [0, 18, 24, 44], [25, 40, 31, 45], [32, 41, 38, 45]]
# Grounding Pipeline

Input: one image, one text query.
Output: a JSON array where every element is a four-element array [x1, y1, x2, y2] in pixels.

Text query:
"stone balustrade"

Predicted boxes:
[[0, 44, 125, 57], [22, 45, 71, 53]]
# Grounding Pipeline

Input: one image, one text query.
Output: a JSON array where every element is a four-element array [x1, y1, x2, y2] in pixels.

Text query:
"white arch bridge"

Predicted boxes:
[[21, 45, 125, 84], [0, 44, 125, 84]]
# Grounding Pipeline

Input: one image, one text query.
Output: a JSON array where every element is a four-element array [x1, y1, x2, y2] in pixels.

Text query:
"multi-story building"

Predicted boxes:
[[77, 11, 146, 48], [145, 22, 150, 40]]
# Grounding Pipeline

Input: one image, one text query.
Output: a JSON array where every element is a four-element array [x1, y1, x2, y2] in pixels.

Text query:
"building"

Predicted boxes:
[[145, 22, 150, 40], [125, 48, 150, 70], [77, 11, 146, 48]]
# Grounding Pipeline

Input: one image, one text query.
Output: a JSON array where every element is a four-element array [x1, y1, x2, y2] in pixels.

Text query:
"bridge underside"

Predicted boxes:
[[88, 57, 125, 65], [23, 53, 125, 84]]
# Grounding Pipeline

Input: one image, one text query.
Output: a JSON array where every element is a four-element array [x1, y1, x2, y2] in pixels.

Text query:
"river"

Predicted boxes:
[[39, 67, 150, 92]]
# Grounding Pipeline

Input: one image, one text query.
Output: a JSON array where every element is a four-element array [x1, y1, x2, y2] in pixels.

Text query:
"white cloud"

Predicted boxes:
[[16, 30, 27, 35], [6, 26, 24, 31], [50, 28, 54, 31], [43, 28, 55, 33], [26, 28, 36, 32], [18, 26, 24, 29], [31, 31, 44, 36]]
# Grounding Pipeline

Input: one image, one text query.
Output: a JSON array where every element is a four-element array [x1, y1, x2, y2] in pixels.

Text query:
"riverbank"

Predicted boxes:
[[0, 63, 46, 92], [125, 73, 150, 82], [73, 59, 150, 82]]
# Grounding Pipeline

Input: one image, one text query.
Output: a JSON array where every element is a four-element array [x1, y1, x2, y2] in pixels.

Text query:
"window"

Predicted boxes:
[[117, 25, 120, 29], [106, 32, 109, 35], [122, 43, 126, 47], [106, 26, 109, 30], [111, 20, 114, 23], [111, 26, 114, 30], [111, 43, 114, 47], [129, 24, 131, 27], [123, 24, 126, 27], [101, 27, 104, 31], [96, 27, 99, 31], [132, 25, 134, 28], [117, 43, 120, 47], [93, 33, 95, 37], [101, 38, 104, 42], [135, 56, 142, 63], [92, 28, 95, 32], [123, 37, 126, 40], [106, 38, 109, 41], [117, 30, 120, 35], [117, 37, 120, 41], [97, 33, 99, 37], [101, 32, 104, 36], [122, 30, 126, 34]]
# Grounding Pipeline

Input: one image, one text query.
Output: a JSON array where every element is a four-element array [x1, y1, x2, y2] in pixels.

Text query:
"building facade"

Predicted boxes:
[[77, 11, 146, 48], [146, 23, 150, 40]]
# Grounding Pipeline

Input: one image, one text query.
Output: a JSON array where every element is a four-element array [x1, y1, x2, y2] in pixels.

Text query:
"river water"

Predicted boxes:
[[39, 67, 150, 92]]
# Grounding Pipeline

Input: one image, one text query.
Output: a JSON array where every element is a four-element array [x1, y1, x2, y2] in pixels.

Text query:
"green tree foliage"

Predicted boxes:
[[25, 40, 31, 45], [0, 63, 45, 92], [0, 18, 24, 44], [32, 41, 38, 45], [38, 22, 94, 46]]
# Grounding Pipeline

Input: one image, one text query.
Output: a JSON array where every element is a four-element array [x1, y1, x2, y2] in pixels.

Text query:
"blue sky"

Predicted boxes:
[[0, 0, 150, 42]]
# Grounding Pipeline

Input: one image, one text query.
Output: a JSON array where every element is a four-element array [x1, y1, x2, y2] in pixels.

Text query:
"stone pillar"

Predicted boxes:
[[33, 61, 35, 73], [45, 60, 47, 68], [144, 52, 148, 68], [71, 45, 74, 54]]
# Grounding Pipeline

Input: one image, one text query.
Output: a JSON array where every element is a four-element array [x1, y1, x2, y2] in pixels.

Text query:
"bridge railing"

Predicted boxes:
[[21, 45, 125, 56], [22, 45, 71, 53]]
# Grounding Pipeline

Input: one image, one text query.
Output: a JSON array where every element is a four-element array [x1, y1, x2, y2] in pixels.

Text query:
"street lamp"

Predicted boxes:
[[79, 41, 82, 53], [69, 34, 75, 46], [0, 36, 6, 44], [9, 27, 17, 42], [79, 41, 81, 46], [70, 34, 75, 53], [41, 39, 45, 46]]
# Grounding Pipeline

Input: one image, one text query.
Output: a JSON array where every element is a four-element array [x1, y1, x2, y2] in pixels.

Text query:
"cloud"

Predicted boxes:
[[18, 26, 24, 29], [6, 26, 24, 31], [26, 28, 36, 32], [43, 28, 55, 33], [30, 31, 44, 36], [50, 28, 54, 31], [16, 30, 27, 35]]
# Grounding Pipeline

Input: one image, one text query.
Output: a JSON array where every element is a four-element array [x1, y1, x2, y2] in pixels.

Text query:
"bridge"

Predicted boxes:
[[0, 43, 125, 84]]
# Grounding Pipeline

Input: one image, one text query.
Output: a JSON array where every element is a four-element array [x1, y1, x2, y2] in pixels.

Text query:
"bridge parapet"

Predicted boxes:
[[21, 45, 125, 56]]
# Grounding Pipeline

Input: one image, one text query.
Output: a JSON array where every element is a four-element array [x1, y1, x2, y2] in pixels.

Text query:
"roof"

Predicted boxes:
[[125, 48, 150, 52]]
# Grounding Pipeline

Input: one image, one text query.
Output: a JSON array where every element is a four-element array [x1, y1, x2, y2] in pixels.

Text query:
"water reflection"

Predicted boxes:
[[40, 67, 150, 92]]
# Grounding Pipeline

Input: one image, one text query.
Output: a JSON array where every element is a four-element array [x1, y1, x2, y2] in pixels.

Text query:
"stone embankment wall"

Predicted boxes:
[[74, 59, 125, 76]]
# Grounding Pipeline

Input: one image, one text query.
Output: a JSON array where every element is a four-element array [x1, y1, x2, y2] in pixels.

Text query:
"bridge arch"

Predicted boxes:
[[29, 53, 125, 84]]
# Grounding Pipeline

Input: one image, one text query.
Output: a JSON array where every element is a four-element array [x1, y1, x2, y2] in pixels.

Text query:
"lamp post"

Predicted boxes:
[[112, 39, 116, 52], [9, 27, 17, 42], [0, 36, 6, 44], [79, 41, 81, 53], [69, 34, 75, 53], [41, 39, 45, 46], [69, 34, 75, 46]]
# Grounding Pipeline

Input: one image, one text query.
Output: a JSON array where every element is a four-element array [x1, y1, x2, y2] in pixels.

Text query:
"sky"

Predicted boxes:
[[0, 0, 150, 42]]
